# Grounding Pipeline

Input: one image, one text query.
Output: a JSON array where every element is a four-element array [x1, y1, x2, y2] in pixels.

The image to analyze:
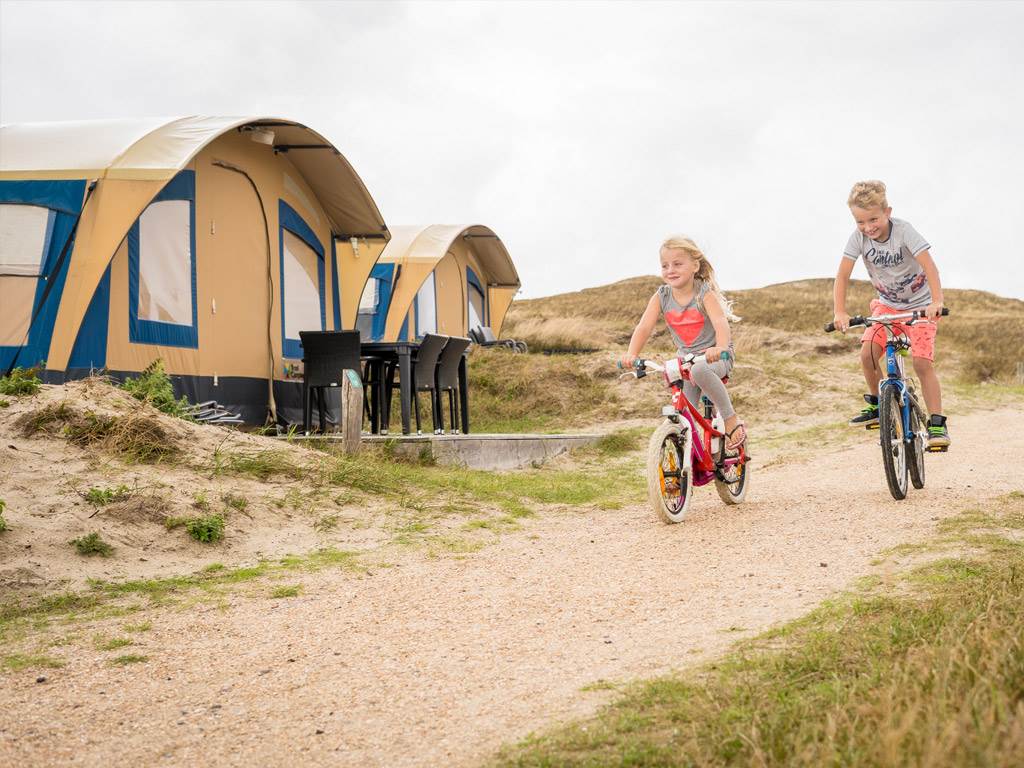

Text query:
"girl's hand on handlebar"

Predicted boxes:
[[620, 352, 637, 369], [924, 301, 944, 320], [833, 311, 850, 333], [704, 346, 725, 363]]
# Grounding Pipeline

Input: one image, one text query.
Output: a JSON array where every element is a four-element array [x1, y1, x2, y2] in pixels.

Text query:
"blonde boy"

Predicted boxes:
[[832, 180, 950, 449]]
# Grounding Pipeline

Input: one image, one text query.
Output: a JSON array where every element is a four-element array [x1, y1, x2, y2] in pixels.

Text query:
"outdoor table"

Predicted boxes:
[[360, 341, 470, 435]]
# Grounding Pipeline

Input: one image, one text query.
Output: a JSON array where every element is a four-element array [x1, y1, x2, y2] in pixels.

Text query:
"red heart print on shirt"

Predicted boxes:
[[664, 308, 705, 346]]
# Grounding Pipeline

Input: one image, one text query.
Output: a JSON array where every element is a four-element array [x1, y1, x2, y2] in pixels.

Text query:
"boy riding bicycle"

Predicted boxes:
[[832, 180, 950, 450]]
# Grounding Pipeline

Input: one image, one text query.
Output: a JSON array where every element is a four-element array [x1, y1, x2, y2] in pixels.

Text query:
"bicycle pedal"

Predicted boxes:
[[865, 423, 880, 431], [926, 445, 949, 453]]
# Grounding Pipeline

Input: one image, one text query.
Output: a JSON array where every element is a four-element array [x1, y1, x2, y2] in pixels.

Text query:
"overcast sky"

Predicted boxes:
[[2, 1, 1022, 300]]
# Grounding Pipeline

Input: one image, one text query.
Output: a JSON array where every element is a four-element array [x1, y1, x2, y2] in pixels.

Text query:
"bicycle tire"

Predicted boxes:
[[907, 397, 926, 490], [715, 450, 750, 505], [879, 384, 908, 500], [646, 420, 693, 524]]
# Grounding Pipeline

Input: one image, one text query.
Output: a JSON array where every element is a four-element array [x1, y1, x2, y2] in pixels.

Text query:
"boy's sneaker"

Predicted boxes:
[[850, 394, 879, 427], [927, 414, 950, 451]]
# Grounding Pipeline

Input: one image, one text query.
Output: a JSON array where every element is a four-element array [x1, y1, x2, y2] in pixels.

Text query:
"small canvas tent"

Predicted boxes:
[[0, 116, 390, 424], [356, 224, 520, 343]]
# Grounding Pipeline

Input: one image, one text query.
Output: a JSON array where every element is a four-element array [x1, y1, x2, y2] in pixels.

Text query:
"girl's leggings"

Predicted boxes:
[[683, 358, 736, 419]]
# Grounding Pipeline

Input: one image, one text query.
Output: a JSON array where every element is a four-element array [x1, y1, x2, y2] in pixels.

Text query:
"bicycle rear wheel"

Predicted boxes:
[[646, 420, 693, 524], [879, 384, 908, 500]]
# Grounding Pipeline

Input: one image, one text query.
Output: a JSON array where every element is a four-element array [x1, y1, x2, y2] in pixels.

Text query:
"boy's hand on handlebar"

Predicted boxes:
[[924, 301, 944, 320], [832, 311, 850, 333], [704, 346, 725, 363], [620, 353, 637, 369]]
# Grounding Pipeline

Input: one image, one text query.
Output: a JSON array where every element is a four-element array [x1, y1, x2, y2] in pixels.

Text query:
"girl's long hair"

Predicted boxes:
[[660, 235, 740, 321]]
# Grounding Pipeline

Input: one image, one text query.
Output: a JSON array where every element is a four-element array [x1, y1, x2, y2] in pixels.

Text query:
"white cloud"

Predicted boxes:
[[2, 0, 1021, 300]]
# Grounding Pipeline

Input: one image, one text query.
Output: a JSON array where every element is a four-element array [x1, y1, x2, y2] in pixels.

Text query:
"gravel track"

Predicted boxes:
[[3, 407, 1022, 767]]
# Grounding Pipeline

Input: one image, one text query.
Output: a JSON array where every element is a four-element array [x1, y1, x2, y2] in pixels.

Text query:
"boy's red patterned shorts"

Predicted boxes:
[[860, 300, 938, 361]]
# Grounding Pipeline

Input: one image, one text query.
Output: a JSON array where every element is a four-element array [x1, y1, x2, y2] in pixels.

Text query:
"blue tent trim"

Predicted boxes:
[[278, 200, 325, 360], [466, 265, 487, 325], [0, 179, 87, 370], [128, 170, 198, 348], [68, 263, 111, 370], [330, 238, 342, 330], [366, 262, 395, 341]]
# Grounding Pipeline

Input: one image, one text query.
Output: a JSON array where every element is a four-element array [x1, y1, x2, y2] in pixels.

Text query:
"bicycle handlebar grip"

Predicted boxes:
[[823, 321, 836, 333], [720, 350, 731, 362], [941, 307, 950, 316]]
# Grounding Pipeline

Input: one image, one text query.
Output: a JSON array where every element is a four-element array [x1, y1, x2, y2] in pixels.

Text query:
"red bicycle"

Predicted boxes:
[[622, 352, 750, 523]]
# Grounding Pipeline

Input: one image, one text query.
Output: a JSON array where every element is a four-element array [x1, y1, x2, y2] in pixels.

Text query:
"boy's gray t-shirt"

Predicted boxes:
[[843, 217, 932, 310]]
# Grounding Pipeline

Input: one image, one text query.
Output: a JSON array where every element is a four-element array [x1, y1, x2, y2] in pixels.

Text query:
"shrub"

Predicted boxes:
[[71, 532, 113, 557], [119, 360, 192, 418], [0, 499, 7, 532], [0, 367, 42, 396], [85, 485, 132, 506], [167, 514, 225, 544]]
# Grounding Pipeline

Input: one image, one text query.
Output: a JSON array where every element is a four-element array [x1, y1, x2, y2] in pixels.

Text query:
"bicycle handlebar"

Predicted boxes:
[[824, 307, 948, 333], [619, 350, 730, 379]]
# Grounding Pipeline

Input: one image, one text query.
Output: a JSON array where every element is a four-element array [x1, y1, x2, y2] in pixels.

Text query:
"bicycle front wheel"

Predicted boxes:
[[907, 397, 926, 490], [646, 420, 693, 524], [879, 385, 908, 500]]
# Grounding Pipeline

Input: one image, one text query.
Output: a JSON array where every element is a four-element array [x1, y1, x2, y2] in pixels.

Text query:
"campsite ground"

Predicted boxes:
[[1, 278, 1022, 766]]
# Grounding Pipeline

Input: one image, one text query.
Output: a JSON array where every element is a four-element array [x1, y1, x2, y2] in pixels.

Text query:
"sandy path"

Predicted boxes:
[[3, 407, 1023, 767]]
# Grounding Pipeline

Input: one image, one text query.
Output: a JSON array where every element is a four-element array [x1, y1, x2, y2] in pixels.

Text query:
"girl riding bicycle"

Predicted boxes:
[[622, 235, 747, 452]]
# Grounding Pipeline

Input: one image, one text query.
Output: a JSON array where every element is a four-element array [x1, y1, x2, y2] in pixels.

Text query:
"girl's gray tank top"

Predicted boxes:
[[658, 282, 719, 355]]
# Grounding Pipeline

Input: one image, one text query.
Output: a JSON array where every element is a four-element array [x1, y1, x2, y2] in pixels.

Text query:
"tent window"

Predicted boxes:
[[467, 267, 486, 332], [0, 204, 55, 347], [358, 279, 378, 312], [278, 200, 325, 359], [128, 170, 197, 348], [416, 272, 437, 337], [0, 204, 53, 276], [137, 201, 193, 326], [282, 230, 322, 343]]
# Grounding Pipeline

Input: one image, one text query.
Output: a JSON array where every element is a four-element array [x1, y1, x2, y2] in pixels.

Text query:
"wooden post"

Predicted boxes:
[[339, 369, 363, 454]]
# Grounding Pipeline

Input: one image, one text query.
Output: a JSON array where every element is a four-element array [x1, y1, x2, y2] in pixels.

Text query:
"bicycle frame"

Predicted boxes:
[[867, 316, 928, 445], [662, 365, 746, 487]]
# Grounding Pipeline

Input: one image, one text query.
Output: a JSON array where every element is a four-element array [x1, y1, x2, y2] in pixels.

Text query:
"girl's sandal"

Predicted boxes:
[[725, 422, 747, 452]]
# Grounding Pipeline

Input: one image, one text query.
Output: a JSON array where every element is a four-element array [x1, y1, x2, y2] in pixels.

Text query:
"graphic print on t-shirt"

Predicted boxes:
[[664, 307, 705, 346], [843, 218, 932, 310]]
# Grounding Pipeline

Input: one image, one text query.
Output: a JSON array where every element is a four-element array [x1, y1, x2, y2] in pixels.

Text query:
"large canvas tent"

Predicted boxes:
[[0, 116, 390, 424], [356, 224, 520, 343]]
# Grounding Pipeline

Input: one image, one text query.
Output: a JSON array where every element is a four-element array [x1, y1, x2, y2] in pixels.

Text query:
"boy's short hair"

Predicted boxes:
[[848, 180, 888, 210]]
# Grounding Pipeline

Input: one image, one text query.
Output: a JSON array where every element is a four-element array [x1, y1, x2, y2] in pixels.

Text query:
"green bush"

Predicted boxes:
[[0, 499, 7, 532], [167, 514, 225, 544], [71, 532, 113, 557], [0, 367, 42, 396], [85, 485, 132, 506], [119, 360, 192, 418]]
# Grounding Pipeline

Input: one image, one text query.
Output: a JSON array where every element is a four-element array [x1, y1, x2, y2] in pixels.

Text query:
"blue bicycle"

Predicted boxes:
[[825, 308, 949, 500]]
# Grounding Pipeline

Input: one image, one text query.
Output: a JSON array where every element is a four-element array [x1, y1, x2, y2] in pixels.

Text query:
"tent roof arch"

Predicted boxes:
[[379, 224, 520, 339], [0, 116, 389, 237]]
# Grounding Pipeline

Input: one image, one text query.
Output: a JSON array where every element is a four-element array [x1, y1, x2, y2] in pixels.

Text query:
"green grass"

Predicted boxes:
[[0, 547, 364, 645], [0, 499, 7, 533], [110, 654, 148, 666], [95, 635, 133, 651], [166, 514, 225, 543], [2, 653, 64, 671], [84, 484, 132, 506], [270, 584, 302, 599], [222, 493, 248, 512], [71, 532, 114, 557], [119, 359, 192, 418], [123, 621, 152, 633], [0, 367, 42, 396], [495, 492, 1024, 767]]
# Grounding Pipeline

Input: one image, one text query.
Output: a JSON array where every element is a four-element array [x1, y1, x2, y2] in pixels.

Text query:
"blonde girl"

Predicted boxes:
[[622, 236, 746, 450]]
